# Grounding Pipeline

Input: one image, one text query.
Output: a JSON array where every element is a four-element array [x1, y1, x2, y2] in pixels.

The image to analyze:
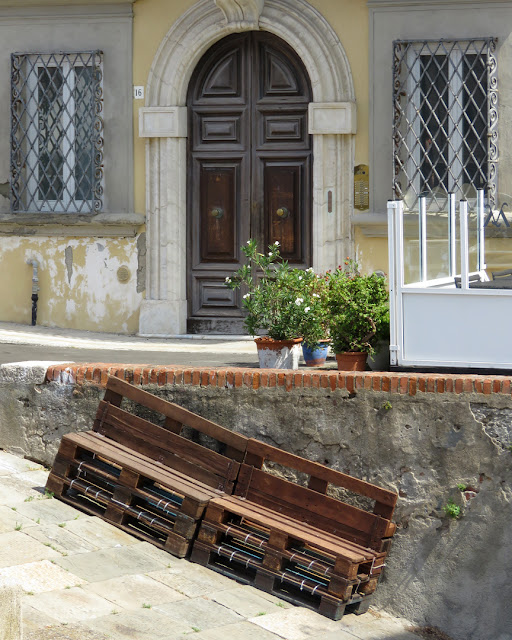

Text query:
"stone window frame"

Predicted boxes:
[[138, 0, 357, 336]]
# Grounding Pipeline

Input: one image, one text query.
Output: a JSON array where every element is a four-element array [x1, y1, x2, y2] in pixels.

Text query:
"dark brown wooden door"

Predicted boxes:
[[187, 32, 312, 333]]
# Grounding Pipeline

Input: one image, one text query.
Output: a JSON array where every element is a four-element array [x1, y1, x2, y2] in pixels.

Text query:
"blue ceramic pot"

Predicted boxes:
[[302, 341, 329, 367]]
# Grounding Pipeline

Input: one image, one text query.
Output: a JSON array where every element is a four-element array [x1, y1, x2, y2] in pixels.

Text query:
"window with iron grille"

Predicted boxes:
[[10, 51, 104, 213], [393, 39, 498, 212]]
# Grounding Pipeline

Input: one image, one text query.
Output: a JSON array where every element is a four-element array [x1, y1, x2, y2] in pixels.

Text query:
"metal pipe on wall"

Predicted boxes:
[[26, 259, 39, 326]]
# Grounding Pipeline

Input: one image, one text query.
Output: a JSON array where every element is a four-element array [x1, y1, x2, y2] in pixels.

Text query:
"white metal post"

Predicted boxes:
[[460, 199, 469, 289], [419, 195, 427, 282], [387, 201, 398, 366], [448, 192, 456, 277], [477, 189, 486, 272]]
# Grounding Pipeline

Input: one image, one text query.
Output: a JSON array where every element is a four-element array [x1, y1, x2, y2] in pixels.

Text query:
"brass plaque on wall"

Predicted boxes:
[[354, 164, 369, 210]]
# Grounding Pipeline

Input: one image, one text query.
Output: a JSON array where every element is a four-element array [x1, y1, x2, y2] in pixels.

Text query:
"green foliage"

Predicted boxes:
[[225, 239, 327, 341], [382, 401, 393, 411], [325, 259, 389, 355], [456, 483, 467, 492], [225, 243, 388, 350], [443, 500, 461, 519]]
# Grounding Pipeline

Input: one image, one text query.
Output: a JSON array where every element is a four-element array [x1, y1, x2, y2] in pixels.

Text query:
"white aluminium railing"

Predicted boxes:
[[386, 190, 512, 370]]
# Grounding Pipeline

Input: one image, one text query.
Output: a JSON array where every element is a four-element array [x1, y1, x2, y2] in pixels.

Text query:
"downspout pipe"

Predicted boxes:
[[26, 259, 39, 326]]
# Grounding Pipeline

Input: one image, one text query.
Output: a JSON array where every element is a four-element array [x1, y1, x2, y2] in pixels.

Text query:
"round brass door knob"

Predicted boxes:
[[276, 207, 290, 218], [210, 207, 224, 219]]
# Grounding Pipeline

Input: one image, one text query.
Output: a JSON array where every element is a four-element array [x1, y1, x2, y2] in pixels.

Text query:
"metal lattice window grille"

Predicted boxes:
[[393, 38, 498, 213], [10, 51, 104, 213]]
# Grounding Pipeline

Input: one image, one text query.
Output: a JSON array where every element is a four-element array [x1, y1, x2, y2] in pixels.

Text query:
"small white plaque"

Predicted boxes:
[[133, 86, 144, 100]]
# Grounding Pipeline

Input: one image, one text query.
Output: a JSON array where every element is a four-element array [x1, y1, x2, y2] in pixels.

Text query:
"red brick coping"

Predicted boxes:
[[45, 363, 512, 396]]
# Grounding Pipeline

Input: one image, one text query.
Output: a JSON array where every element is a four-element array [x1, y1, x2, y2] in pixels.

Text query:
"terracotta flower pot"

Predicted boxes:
[[335, 351, 367, 371], [255, 337, 303, 369]]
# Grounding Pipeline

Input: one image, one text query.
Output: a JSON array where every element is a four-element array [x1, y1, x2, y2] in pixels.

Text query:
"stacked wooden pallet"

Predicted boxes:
[[46, 376, 248, 557], [191, 439, 397, 620], [47, 377, 398, 619]]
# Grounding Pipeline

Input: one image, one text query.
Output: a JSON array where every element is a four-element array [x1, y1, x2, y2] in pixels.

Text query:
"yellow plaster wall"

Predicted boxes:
[[0, 237, 142, 332], [131, 0, 370, 214]]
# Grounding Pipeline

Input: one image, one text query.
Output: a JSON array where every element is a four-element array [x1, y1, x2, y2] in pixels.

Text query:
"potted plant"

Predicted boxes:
[[295, 268, 330, 366], [326, 258, 389, 371], [225, 239, 306, 369]]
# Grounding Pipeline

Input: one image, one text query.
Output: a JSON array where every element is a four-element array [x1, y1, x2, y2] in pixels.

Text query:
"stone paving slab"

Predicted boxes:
[[23, 522, 100, 555], [54, 542, 170, 582], [0, 531, 60, 568], [190, 620, 286, 640], [0, 451, 44, 475], [147, 562, 243, 598], [83, 609, 193, 640], [336, 612, 422, 640], [22, 604, 61, 633], [211, 586, 292, 618], [26, 586, 116, 624], [248, 607, 349, 640], [83, 574, 187, 609], [13, 496, 85, 526], [63, 515, 140, 549], [25, 620, 111, 640], [0, 474, 48, 503], [0, 505, 38, 533], [0, 559, 85, 593], [154, 596, 244, 631]]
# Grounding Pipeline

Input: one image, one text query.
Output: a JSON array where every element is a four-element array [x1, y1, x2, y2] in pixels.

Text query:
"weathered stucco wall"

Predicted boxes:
[[0, 237, 143, 332], [0, 363, 511, 640]]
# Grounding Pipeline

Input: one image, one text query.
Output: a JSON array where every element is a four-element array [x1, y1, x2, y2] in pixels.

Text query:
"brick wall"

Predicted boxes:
[[46, 363, 512, 396]]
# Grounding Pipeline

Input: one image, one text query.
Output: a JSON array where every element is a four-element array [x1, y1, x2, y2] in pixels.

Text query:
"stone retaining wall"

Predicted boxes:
[[1, 362, 511, 640]]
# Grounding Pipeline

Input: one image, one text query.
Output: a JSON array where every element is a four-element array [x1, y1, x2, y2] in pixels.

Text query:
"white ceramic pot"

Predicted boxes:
[[255, 337, 303, 369]]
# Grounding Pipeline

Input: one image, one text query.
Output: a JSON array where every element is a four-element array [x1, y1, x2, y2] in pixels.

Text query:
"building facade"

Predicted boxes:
[[1, 0, 511, 334]]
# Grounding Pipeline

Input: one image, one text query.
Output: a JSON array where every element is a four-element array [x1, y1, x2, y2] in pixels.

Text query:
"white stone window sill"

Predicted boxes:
[[0, 212, 145, 237]]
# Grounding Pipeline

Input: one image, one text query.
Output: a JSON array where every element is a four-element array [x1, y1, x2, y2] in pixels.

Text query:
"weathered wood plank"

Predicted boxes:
[[245, 439, 397, 509], [105, 376, 248, 456]]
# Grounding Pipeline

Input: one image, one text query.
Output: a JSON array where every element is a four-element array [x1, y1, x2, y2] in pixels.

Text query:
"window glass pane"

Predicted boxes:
[[393, 39, 497, 212], [10, 51, 103, 213], [38, 66, 64, 201], [463, 54, 487, 190], [73, 65, 94, 201], [420, 54, 449, 193]]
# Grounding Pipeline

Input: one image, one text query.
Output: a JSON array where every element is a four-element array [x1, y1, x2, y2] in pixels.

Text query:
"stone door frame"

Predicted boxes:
[[138, 0, 356, 336]]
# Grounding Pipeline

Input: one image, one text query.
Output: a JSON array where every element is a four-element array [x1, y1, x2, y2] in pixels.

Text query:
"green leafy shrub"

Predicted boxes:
[[225, 239, 326, 341], [326, 259, 389, 355]]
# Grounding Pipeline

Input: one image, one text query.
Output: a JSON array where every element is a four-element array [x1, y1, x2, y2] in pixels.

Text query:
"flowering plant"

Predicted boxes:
[[225, 239, 322, 341], [326, 258, 389, 354]]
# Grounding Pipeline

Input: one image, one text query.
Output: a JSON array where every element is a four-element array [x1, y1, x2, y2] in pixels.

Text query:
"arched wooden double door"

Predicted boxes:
[[187, 32, 312, 334]]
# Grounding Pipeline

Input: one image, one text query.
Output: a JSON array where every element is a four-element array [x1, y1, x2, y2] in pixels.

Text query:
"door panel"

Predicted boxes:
[[200, 164, 239, 262], [264, 161, 306, 261], [187, 32, 312, 333]]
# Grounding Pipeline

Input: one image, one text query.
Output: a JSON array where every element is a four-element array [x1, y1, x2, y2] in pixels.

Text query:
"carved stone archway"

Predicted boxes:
[[138, 0, 356, 336]]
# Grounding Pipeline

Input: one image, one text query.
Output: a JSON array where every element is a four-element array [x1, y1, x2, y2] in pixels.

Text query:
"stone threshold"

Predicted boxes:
[[45, 363, 512, 396]]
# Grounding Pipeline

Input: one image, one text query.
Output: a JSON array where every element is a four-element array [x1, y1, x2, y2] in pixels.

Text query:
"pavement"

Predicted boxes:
[[0, 322, 265, 368], [0, 450, 425, 640]]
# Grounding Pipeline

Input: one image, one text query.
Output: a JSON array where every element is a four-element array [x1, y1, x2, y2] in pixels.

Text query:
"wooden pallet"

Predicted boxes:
[[46, 376, 248, 557], [191, 438, 397, 618]]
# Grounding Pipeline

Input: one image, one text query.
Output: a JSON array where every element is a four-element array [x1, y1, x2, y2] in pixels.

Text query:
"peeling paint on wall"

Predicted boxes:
[[137, 232, 146, 294], [0, 236, 143, 333], [64, 246, 73, 284]]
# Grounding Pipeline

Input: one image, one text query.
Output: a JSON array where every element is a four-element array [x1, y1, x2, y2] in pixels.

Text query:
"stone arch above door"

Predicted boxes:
[[138, 0, 357, 336]]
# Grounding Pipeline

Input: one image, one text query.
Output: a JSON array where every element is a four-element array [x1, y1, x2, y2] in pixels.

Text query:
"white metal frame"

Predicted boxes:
[[387, 190, 512, 370]]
